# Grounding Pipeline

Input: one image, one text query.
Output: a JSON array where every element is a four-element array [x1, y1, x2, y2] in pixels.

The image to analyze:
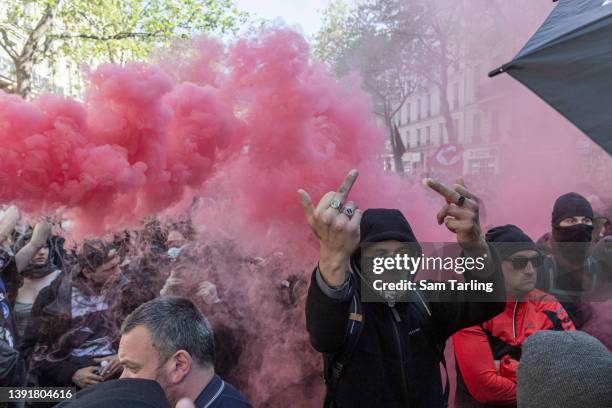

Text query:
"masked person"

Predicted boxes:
[[453, 225, 575, 407], [165, 230, 187, 261], [299, 170, 505, 408], [536, 192, 603, 328], [19, 240, 125, 407]]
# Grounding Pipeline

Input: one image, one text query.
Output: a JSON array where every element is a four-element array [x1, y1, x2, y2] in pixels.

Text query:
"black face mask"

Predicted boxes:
[[552, 224, 593, 265], [552, 224, 594, 243]]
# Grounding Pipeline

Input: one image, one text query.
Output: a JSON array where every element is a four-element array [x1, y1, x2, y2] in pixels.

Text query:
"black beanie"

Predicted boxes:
[[360, 209, 419, 244], [552, 192, 593, 226], [355, 209, 422, 258], [56, 378, 171, 408], [485, 224, 536, 260]]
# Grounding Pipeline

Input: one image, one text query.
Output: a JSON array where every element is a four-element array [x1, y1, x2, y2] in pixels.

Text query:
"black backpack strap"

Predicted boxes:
[[324, 294, 364, 408], [413, 290, 450, 408], [438, 345, 451, 408]]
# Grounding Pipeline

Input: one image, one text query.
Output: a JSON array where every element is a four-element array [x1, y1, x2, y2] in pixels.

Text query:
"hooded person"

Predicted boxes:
[[300, 170, 506, 408], [452, 225, 575, 408], [536, 192, 604, 328], [550, 192, 594, 264], [517, 330, 612, 408]]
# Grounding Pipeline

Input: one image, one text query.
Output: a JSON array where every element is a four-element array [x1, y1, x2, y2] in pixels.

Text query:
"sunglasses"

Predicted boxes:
[[506, 254, 544, 270]]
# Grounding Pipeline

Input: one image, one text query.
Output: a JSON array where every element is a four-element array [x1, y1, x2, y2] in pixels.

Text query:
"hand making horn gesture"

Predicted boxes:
[[298, 169, 362, 287], [426, 177, 488, 254]]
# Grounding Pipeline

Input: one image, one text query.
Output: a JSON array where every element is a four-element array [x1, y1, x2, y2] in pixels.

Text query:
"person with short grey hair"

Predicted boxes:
[[119, 297, 251, 408]]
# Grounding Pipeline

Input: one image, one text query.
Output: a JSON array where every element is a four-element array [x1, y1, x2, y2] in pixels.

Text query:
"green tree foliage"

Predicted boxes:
[[0, 0, 247, 97]]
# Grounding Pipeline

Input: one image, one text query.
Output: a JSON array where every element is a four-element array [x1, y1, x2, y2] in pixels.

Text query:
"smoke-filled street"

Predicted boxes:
[[0, 1, 610, 407]]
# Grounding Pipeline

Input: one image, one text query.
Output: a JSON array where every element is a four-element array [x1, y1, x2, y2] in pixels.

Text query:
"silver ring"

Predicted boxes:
[[456, 195, 466, 207], [330, 199, 342, 210], [343, 207, 355, 217]]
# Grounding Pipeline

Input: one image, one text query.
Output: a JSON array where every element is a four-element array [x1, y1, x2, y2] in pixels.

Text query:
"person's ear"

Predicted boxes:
[[167, 350, 192, 384]]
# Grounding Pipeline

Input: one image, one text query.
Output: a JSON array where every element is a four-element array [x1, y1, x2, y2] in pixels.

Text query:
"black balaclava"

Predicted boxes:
[[21, 236, 64, 279], [551, 192, 594, 264]]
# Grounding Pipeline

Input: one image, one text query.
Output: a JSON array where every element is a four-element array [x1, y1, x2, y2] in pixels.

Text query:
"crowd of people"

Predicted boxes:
[[0, 209, 252, 407], [300, 171, 612, 408], [0, 170, 610, 408]]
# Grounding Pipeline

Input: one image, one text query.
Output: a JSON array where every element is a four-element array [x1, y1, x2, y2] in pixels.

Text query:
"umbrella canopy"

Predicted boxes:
[[490, 0, 612, 155]]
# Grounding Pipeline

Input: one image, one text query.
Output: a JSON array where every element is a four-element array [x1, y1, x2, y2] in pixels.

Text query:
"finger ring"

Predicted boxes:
[[456, 195, 466, 207], [330, 199, 342, 210], [343, 207, 355, 217]]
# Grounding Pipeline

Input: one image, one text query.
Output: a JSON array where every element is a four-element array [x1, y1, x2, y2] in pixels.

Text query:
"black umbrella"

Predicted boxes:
[[490, 0, 612, 156]]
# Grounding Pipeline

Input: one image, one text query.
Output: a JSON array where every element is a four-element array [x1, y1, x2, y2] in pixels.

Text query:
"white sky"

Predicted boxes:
[[234, 0, 333, 40]]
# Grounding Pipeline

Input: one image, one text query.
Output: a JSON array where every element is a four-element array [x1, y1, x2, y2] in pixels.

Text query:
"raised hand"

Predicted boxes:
[[16, 220, 52, 273], [0, 205, 20, 241], [298, 169, 362, 287], [426, 177, 486, 252], [30, 221, 52, 248]]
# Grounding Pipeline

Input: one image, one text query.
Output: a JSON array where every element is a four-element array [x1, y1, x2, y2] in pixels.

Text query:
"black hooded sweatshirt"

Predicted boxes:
[[306, 209, 505, 408]]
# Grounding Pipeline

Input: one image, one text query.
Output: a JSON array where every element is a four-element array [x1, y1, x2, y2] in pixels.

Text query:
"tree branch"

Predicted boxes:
[[54, 31, 164, 41], [19, 3, 58, 62], [390, 91, 411, 118], [0, 27, 18, 60]]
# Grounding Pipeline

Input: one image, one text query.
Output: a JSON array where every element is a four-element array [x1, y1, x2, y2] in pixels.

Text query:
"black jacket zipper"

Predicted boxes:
[[389, 302, 409, 403]]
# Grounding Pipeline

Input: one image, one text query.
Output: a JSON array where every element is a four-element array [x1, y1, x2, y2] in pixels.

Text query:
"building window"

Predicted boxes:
[[426, 126, 431, 146], [453, 118, 460, 141], [427, 94, 431, 117], [405, 130, 410, 148], [469, 158, 496, 176], [417, 99, 422, 120], [438, 123, 445, 144], [406, 103, 411, 124], [473, 64, 483, 94], [473, 113, 482, 144], [491, 110, 500, 142], [453, 83, 459, 110], [417, 128, 421, 147]]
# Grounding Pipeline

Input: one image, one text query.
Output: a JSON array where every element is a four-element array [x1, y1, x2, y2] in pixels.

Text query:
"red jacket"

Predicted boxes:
[[452, 289, 575, 407]]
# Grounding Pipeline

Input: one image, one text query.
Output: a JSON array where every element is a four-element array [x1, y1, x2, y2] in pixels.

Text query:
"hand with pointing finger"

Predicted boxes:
[[425, 177, 488, 255], [298, 169, 362, 287]]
